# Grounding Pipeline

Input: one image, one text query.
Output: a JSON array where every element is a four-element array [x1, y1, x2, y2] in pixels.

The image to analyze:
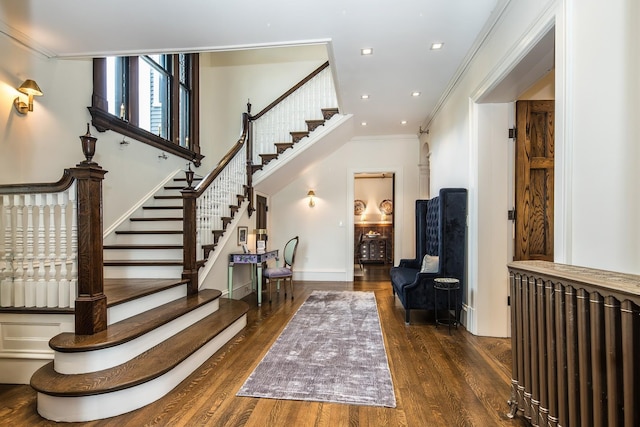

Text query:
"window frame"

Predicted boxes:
[[89, 54, 203, 166]]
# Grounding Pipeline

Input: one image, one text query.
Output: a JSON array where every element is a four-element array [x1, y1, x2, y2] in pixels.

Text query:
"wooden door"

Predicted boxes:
[[514, 100, 554, 261]]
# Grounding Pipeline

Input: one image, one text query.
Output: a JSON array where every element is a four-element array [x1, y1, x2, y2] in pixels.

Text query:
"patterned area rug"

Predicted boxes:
[[237, 290, 396, 407]]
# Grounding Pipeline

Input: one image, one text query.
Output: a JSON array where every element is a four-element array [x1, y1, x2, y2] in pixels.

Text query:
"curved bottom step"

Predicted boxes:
[[32, 300, 248, 422]]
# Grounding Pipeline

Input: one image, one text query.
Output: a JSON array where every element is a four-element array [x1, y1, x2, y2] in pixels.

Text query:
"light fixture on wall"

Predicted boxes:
[[307, 190, 316, 207], [13, 79, 43, 114]]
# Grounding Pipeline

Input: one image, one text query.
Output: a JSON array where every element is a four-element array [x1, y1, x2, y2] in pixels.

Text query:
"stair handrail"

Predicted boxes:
[[182, 112, 251, 294], [0, 127, 108, 335], [249, 61, 330, 121], [248, 61, 337, 166]]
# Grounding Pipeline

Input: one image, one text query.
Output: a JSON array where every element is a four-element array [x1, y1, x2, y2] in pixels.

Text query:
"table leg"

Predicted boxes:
[[256, 262, 263, 306], [227, 262, 234, 299]]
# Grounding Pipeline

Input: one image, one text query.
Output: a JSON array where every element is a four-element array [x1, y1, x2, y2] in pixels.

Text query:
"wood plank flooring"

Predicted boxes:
[[0, 278, 527, 426]]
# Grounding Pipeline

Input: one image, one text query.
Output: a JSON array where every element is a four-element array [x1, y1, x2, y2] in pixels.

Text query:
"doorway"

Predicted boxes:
[[353, 172, 394, 281]]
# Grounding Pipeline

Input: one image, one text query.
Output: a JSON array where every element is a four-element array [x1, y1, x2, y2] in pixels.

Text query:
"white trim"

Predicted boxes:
[[467, 99, 480, 335], [108, 283, 187, 324], [103, 169, 182, 239], [347, 166, 404, 282]]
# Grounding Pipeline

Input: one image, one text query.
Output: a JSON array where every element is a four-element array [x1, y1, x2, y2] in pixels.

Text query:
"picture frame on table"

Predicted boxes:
[[238, 226, 248, 245]]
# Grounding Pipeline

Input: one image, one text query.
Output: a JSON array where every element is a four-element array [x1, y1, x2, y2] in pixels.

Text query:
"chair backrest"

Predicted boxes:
[[283, 236, 299, 269]]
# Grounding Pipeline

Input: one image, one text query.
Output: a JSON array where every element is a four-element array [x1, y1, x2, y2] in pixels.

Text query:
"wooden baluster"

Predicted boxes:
[[35, 194, 46, 307], [58, 190, 70, 308], [69, 181, 77, 309], [24, 195, 35, 307], [46, 193, 58, 307], [13, 195, 25, 307], [1, 195, 14, 307], [590, 292, 605, 426], [545, 280, 558, 427]]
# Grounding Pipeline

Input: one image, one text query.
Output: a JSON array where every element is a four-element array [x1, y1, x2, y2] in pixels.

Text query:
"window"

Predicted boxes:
[[90, 53, 202, 165]]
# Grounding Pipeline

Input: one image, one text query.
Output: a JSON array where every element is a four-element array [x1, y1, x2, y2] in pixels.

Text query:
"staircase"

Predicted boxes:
[[29, 174, 250, 422], [2, 61, 347, 422]]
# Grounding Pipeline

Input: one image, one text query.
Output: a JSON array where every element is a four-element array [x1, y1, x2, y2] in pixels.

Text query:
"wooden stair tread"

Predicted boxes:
[[104, 244, 183, 250], [130, 217, 183, 222], [154, 195, 182, 200], [32, 299, 248, 397], [115, 230, 182, 234], [104, 260, 182, 266], [142, 206, 183, 210], [104, 278, 189, 306], [49, 289, 222, 352]]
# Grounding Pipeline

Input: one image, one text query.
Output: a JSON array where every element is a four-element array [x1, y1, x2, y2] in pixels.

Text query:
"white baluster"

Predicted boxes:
[[25, 195, 35, 307], [35, 194, 46, 307], [13, 195, 25, 307], [1, 195, 14, 307], [58, 190, 69, 308], [69, 182, 77, 308], [47, 193, 59, 308]]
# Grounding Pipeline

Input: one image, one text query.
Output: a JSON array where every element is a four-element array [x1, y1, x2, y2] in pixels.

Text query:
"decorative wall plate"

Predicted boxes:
[[379, 199, 393, 215], [354, 199, 366, 215]]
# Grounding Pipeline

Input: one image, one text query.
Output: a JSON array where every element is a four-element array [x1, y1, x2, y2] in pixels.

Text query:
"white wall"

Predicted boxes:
[[199, 46, 328, 168], [354, 176, 393, 224], [268, 135, 419, 282], [425, 0, 640, 336]]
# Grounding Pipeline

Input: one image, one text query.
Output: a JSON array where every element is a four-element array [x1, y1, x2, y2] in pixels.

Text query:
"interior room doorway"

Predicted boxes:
[[353, 172, 395, 281]]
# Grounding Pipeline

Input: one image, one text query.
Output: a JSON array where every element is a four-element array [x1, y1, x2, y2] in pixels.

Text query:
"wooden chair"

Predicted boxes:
[[263, 236, 299, 302]]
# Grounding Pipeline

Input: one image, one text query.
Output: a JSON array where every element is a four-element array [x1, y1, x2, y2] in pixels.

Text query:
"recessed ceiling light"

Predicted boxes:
[[401, 120, 407, 125], [361, 94, 369, 99], [361, 121, 367, 126], [411, 91, 421, 97], [431, 42, 444, 50], [361, 48, 373, 55]]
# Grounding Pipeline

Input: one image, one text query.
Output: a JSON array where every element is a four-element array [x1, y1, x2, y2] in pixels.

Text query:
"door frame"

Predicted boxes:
[[347, 167, 404, 281]]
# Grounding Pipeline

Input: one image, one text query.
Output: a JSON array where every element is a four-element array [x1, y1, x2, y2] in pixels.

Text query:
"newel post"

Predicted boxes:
[[72, 125, 108, 335], [181, 184, 198, 295], [244, 107, 255, 217]]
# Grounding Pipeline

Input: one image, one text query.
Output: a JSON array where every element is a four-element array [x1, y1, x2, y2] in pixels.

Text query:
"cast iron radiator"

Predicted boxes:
[[507, 261, 640, 427]]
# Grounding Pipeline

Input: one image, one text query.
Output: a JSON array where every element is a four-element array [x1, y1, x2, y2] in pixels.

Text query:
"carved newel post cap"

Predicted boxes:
[[185, 163, 195, 189], [79, 123, 98, 165]]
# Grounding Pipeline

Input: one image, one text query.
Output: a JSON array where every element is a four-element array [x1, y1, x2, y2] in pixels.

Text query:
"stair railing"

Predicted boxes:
[[182, 113, 250, 294], [0, 127, 107, 335], [248, 61, 337, 165]]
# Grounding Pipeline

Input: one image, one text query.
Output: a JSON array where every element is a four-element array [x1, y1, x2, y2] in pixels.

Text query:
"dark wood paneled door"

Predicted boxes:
[[514, 100, 554, 261]]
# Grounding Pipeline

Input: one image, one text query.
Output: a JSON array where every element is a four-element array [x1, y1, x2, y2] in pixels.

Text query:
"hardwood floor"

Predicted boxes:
[[0, 280, 527, 427]]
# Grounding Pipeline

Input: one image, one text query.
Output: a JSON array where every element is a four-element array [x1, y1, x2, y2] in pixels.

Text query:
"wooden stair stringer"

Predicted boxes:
[[253, 113, 354, 194]]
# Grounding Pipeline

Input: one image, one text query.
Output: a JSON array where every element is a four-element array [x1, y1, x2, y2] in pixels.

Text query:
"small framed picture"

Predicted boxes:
[[238, 226, 248, 246], [241, 243, 250, 254]]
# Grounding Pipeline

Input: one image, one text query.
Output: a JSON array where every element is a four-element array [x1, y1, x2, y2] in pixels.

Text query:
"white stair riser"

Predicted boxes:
[[112, 233, 183, 245], [103, 248, 183, 261], [37, 315, 247, 423], [104, 265, 183, 279], [147, 198, 183, 207], [108, 284, 187, 324], [140, 208, 184, 218], [125, 221, 183, 232], [54, 299, 220, 374]]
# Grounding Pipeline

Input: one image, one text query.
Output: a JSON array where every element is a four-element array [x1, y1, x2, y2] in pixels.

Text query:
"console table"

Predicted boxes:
[[228, 250, 278, 306]]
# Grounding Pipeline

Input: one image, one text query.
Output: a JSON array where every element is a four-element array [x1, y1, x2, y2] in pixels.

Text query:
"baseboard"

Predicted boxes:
[[462, 303, 476, 334], [294, 270, 349, 282]]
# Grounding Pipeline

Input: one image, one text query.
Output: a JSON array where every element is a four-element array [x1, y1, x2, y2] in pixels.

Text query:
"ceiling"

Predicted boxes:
[[1, 0, 505, 137]]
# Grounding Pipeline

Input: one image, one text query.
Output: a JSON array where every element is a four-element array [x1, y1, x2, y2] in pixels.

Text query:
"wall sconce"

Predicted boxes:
[[14, 79, 43, 114], [307, 190, 316, 207]]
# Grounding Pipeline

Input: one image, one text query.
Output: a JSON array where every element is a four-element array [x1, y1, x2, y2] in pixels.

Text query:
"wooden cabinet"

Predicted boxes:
[[355, 223, 392, 264]]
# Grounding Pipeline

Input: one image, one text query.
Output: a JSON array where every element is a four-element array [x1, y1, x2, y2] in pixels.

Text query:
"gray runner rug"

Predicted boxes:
[[237, 290, 396, 407]]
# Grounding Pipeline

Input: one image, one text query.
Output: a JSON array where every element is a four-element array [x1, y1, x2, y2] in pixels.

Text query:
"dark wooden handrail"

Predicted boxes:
[[0, 169, 75, 195], [193, 113, 250, 196], [249, 61, 330, 121], [181, 112, 251, 294]]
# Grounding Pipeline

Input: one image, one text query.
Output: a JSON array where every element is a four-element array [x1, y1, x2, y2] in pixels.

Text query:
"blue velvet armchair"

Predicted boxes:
[[390, 188, 467, 324]]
